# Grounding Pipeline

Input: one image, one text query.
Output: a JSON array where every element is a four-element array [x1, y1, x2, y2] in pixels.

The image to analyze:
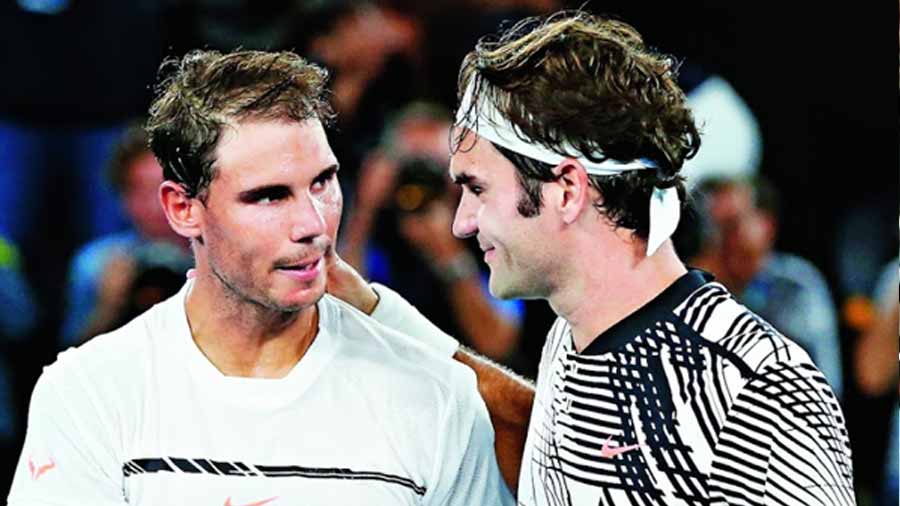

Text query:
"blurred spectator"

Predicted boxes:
[[340, 103, 525, 366], [854, 257, 898, 506], [301, 0, 422, 188], [833, 193, 898, 335], [690, 176, 844, 398], [61, 124, 191, 347], [855, 256, 899, 397], [0, 234, 37, 454], [0, 1, 167, 356]]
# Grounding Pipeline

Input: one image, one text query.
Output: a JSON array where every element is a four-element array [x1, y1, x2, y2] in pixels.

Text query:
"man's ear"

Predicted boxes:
[[159, 181, 203, 240], [549, 158, 592, 225]]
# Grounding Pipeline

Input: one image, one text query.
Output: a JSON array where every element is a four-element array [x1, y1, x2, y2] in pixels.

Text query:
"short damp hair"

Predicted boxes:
[[146, 49, 334, 201]]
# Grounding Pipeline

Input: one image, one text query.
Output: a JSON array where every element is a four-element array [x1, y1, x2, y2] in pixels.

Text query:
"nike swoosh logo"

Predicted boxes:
[[224, 496, 278, 506], [600, 435, 641, 458], [28, 456, 56, 480]]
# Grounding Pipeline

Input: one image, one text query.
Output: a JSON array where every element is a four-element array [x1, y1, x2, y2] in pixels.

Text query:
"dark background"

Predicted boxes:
[[0, 0, 896, 502]]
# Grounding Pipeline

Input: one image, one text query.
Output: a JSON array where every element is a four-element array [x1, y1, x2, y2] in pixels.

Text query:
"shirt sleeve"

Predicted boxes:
[[369, 282, 460, 357], [7, 366, 125, 506], [423, 369, 515, 506], [709, 362, 856, 506]]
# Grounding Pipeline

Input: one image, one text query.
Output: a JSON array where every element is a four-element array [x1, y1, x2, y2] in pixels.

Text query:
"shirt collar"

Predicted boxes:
[[581, 269, 713, 355]]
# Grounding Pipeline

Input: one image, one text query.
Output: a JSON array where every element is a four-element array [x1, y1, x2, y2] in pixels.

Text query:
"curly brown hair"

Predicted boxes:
[[146, 49, 334, 201], [454, 11, 701, 237]]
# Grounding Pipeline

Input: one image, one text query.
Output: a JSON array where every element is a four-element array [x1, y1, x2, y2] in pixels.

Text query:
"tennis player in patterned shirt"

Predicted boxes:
[[332, 10, 857, 506]]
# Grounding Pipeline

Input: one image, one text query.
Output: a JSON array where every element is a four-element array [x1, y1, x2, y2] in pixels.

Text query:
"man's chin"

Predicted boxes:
[[489, 276, 518, 300], [285, 279, 325, 309], [276, 284, 326, 311], [490, 275, 543, 301]]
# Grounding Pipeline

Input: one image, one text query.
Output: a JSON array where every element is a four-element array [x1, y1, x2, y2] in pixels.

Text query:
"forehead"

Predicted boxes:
[[213, 118, 336, 186], [448, 129, 516, 182]]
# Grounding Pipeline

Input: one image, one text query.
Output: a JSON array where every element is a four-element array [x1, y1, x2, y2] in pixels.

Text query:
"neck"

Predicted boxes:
[[549, 239, 686, 353], [185, 266, 319, 379]]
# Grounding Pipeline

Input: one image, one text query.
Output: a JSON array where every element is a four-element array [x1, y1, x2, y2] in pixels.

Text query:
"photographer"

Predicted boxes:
[[61, 123, 191, 345], [340, 103, 524, 365]]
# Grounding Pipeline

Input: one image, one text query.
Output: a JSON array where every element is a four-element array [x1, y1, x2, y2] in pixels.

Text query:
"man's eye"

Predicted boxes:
[[312, 169, 337, 191], [249, 188, 289, 204], [468, 185, 483, 196]]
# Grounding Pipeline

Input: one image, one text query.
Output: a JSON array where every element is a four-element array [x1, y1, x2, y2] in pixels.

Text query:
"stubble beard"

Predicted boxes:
[[489, 248, 551, 301], [209, 254, 310, 316]]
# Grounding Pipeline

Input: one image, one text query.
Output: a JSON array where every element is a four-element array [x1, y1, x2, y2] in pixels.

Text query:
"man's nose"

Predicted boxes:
[[451, 195, 477, 239], [290, 195, 327, 243]]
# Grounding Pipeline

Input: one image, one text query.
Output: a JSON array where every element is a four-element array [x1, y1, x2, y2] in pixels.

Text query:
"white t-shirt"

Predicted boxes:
[[8, 281, 512, 506]]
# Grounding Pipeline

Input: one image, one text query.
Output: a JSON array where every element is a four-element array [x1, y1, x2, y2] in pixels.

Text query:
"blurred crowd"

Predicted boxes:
[[0, 0, 896, 504]]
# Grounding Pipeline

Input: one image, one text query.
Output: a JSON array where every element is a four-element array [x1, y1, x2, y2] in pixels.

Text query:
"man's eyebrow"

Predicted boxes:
[[316, 163, 340, 177], [238, 184, 290, 201], [451, 172, 475, 185]]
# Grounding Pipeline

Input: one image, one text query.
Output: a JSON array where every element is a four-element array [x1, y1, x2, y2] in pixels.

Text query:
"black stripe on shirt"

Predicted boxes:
[[122, 457, 427, 496]]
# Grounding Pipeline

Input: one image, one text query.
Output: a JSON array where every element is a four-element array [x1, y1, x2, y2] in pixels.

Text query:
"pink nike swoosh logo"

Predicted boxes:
[[224, 496, 278, 506], [600, 435, 641, 458], [28, 456, 56, 480]]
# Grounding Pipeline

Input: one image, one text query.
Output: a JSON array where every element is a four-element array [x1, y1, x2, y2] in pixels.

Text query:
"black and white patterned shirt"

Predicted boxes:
[[518, 270, 856, 506]]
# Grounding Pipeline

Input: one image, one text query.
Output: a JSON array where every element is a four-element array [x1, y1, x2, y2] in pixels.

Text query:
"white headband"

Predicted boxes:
[[455, 80, 680, 257]]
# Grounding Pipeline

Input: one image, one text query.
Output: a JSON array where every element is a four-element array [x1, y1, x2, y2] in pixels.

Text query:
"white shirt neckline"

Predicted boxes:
[[161, 280, 342, 409]]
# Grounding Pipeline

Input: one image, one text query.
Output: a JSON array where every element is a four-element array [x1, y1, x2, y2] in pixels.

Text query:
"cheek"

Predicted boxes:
[[320, 184, 344, 242], [205, 211, 264, 264]]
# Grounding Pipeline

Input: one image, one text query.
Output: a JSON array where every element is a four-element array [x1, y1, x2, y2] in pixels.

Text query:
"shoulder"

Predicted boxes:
[[726, 357, 852, 469], [320, 295, 479, 403], [712, 357, 854, 502], [22, 309, 159, 467], [41, 295, 171, 406], [676, 280, 820, 376]]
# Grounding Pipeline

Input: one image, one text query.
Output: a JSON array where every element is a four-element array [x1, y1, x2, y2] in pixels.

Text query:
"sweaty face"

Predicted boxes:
[[200, 119, 342, 312], [449, 131, 555, 299]]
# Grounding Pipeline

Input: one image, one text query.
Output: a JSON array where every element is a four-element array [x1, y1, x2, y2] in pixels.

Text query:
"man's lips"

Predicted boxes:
[[274, 255, 323, 281], [276, 256, 321, 269]]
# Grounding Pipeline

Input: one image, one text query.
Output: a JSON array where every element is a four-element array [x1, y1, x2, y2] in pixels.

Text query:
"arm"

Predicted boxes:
[[8, 368, 125, 505], [453, 347, 534, 492], [325, 252, 535, 492]]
